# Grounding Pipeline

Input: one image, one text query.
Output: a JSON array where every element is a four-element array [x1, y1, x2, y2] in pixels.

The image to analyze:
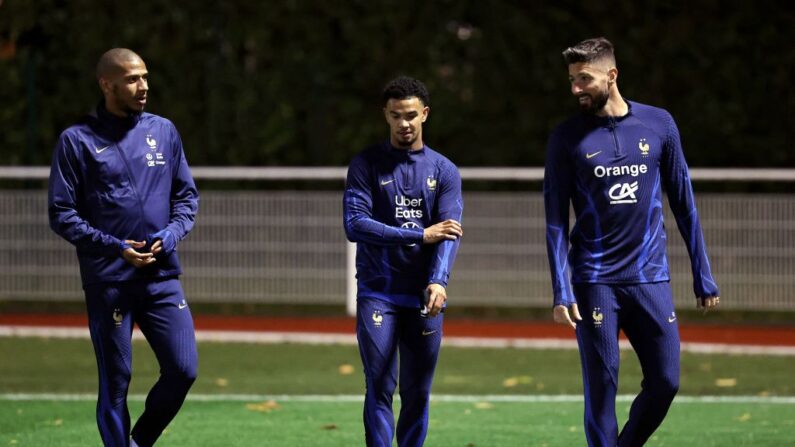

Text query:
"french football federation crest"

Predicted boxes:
[[592, 307, 603, 327], [426, 176, 437, 191], [112, 309, 123, 328], [372, 310, 383, 328], [146, 135, 157, 149], [638, 138, 650, 157]]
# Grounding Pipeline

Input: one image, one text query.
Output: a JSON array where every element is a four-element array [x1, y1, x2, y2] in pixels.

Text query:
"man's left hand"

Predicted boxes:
[[697, 296, 720, 314], [424, 284, 447, 317], [149, 229, 176, 256]]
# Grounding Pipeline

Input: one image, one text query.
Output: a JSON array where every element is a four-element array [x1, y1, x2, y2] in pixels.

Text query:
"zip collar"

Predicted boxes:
[[384, 141, 427, 161], [87, 100, 143, 136], [586, 99, 633, 128]]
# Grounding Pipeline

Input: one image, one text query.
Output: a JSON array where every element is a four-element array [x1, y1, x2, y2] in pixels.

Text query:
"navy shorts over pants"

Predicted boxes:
[[84, 277, 198, 447], [573, 281, 680, 447]]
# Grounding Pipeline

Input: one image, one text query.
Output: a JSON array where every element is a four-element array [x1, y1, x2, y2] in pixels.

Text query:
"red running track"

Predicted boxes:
[[1, 314, 794, 346]]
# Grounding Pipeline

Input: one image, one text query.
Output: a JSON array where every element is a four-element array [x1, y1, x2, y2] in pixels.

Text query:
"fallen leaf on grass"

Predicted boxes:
[[502, 376, 533, 388], [246, 400, 281, 413], [474, 402, 494, 410], [215, 378, 229, 387], [338, 364, 355, 375], [503, 377, 518, 387], [735, 413, 751, 422], [321, 424, 338, 430], [715, 378, 737, 387]]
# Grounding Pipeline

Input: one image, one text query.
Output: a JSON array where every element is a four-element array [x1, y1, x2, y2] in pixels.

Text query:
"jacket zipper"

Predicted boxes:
[[115, 141, 149, 242], [608, 117, 622, 157]]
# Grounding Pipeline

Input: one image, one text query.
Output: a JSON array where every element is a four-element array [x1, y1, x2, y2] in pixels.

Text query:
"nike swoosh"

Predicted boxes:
[[95, 145, 110, 154], [380, 179, 395, 186], [668, 317, 676, 323], [178, 303, 188, 309], [586, 151, 602, 159], [421, 330, 437, 336]]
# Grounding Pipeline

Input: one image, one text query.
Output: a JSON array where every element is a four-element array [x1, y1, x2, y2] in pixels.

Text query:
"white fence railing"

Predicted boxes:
[[1, 167, 794, 312]]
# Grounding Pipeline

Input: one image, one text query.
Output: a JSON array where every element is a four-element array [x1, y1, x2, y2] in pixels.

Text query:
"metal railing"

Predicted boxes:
[[1, 167, 793, 311]]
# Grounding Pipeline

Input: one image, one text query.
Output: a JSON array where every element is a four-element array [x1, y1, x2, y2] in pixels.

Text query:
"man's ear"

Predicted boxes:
[[99, 78, 111, 95], [608, 67, 618, 86], [421, 106, 430, 123]]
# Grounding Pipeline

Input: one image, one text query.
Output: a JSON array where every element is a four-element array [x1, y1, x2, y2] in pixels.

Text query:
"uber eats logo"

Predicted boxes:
[[395, 195, 423, 218]]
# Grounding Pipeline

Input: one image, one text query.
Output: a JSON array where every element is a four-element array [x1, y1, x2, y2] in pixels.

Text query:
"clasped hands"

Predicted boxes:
[[121, 230, 176, 268]]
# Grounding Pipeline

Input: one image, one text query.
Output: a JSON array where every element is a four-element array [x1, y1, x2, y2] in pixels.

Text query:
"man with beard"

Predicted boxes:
[[543, 37, 720, 446], [48, 48, 198, 446], [343, 76, 463, 447]]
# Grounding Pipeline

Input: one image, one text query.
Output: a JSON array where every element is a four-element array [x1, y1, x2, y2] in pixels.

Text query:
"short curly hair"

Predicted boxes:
[[382, 76, 430, 107], [562, 37, 616, 66]]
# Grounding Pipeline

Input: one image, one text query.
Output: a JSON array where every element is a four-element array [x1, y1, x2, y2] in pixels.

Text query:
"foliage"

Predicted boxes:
[[0, 1, 792, 167]]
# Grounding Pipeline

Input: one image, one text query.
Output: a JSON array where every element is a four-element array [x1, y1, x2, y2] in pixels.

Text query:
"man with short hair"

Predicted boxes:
[[343, 76, 463, 447], [48, 48, 198, 447], [543, 37, 720, 446]]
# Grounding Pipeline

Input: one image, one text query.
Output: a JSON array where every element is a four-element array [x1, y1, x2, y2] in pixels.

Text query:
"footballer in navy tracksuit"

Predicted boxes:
[[544, 38, 719, 447], [48, 49, 198, 447], [344, 77, 463, 447]]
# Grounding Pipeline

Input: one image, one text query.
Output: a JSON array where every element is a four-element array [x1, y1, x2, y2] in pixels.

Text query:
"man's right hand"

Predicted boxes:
[[553, 303, 582, 330], [423, 219, 463, 244], [121, 240, 156, 268]]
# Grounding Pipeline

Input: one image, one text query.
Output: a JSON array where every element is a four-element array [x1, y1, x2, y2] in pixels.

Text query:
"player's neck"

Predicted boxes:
[[389, 138, 424, 152], [597, 89, 628, 118]]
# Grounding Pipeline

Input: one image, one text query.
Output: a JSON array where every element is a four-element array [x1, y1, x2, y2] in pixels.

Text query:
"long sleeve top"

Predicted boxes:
[[48, 102, 198, 286], [544, 100, 719, 306], [344, 142, 463, 307]]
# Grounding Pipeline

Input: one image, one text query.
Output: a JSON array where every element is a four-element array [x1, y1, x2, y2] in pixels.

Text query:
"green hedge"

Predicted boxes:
[[1, 1, 791, 167]]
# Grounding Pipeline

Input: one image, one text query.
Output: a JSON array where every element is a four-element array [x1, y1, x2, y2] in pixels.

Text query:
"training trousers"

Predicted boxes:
[[84, 277, 198, 447], [573, 281, 680, 447], [357, 297, 444, 447]]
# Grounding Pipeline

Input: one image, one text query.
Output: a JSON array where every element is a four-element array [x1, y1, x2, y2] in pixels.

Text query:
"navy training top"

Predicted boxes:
[[344, 142, 463, 308], [544, 100, 719, 306]]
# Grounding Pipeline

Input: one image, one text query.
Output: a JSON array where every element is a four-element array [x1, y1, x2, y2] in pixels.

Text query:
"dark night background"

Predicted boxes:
[[1, 0, 793, 168]]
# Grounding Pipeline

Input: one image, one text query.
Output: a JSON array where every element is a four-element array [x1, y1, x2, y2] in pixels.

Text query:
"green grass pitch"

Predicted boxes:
[[1, 337, 793, 446]]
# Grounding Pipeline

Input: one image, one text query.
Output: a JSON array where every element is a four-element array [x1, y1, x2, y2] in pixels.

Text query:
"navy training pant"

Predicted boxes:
[[84, 277, 198, 447], [573, 281, 680, 447], [356, 297, 444, 447]]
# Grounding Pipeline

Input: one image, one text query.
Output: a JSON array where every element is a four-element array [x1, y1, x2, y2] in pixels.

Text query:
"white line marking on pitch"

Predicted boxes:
[[1, 325, 794, 355], [1, 393, 794, 404]]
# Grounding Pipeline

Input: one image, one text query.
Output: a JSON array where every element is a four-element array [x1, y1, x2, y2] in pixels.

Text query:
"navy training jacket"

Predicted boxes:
[[48, 102, 198, 287]]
